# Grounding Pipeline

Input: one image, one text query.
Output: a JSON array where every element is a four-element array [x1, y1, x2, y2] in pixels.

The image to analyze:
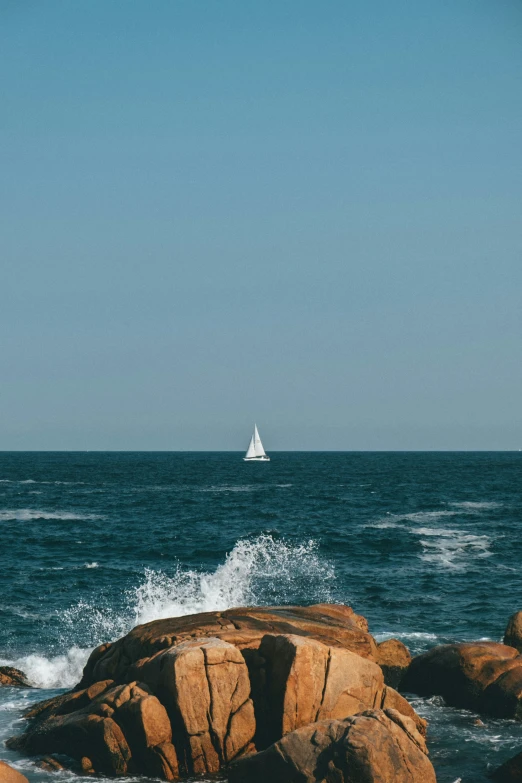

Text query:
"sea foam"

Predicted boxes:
[[7, 535, 335, 689]]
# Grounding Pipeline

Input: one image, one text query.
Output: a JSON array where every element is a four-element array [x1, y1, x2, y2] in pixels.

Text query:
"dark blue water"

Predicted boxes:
[[1, 452, 522, 782]]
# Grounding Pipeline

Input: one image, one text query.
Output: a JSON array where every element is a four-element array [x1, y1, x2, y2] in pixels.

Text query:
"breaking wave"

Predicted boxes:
[[6, 535, 335, 689]]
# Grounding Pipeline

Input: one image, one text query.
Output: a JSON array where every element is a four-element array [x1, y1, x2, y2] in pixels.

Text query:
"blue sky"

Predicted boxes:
[[1, 0, 521, 450]]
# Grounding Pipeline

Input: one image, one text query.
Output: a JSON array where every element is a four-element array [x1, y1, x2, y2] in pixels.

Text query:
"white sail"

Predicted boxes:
[[253, 425, 266, 457], [244, 424, 269, 460], [245, 435, 256, 459]]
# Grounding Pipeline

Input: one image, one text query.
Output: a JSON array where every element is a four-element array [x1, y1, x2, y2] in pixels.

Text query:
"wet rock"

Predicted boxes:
[[403, 641, 522, 717], [505, 612, 522, 654], [0, 667, 30, 687], [80, 604, 377, 687], [227, 708, 436, 783], [377, 638, 411, 688], [0, 763, 29, 783], [37, 756, 67, 772]]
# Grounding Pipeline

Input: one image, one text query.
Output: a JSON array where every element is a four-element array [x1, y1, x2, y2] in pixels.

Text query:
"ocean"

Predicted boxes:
[[1, 451, 521, 782]]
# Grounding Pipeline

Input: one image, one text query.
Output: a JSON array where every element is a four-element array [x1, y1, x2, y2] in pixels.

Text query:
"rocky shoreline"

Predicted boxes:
[[4, 605, 522, 782]]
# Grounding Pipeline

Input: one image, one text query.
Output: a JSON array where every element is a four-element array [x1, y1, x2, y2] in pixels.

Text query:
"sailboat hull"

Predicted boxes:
[[243, 456, 270, 461]]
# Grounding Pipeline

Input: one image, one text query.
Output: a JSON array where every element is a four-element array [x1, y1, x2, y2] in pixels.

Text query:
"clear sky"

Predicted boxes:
[[1, 0, 521, 450]]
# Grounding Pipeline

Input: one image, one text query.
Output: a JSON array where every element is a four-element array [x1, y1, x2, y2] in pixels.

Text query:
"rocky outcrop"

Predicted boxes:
[[134, 637, 256, 775], [505, 612, 522, 653], [246, 633, 385, 749], [377, 638, 411, 688], [0, 667, 30, 687], [79, 604, 378, 687], [0, 763, 29, 783], [9, 681, 178, 778], [8, 605, 424, 780], [228, 708, 436, 783], [403, 641, 522, 718]]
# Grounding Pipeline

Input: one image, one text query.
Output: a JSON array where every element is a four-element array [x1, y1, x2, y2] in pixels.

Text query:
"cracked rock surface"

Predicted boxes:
[[227, 708, 436, 783], [7, 604, 424, 780]]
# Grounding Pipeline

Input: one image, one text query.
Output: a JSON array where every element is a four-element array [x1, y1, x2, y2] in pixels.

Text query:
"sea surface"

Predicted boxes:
[[1, 451, 521, 782]]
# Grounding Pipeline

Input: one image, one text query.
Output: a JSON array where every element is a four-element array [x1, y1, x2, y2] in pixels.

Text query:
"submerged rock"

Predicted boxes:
[[227, 708, 436, 783], [0, 667, 30, 687], [403, 641, 522, 717], [0, 763, 28, 783], [8, 604, 424, 780]]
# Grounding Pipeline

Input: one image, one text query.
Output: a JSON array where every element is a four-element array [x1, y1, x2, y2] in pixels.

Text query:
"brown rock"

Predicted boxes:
[[136, 637, 255, 776], [505, 612, 522, 653], [9, 604, 428, 781], [403, 642, 522, 715], [380, 685, 427, 737], [228, 708, 436, 783], [37, 756, 67, 772], [0, 667, 30, 687], [377, 638, 412, 688], [253, 633, 384, 750], [492, 750, 522, 782], [8, 681, 178, 778], [80, 604, 377, 687], [0, 763, 28, 783]]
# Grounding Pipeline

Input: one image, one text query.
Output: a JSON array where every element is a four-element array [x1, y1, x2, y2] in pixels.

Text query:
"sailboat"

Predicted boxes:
[[244, 424, 270, 461]]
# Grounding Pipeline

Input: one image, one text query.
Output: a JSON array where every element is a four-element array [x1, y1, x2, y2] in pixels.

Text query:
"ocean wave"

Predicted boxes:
[[417, 527, 491, 570], [375, 631, 439, 642], [13, 535, 335, 689], [0, 509, 101, 522], [0, 648, 91, 690]]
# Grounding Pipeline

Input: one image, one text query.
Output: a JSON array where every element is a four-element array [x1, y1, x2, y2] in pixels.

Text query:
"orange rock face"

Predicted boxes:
[[80, 604, 377, 687], [377, 638, 412, 688], [250, 633, 385, 748], [403, 641, 522, 717], [8, 604, 423, 780], [8, 682, 178, 778], [228, 709, 436, 783], [0, 667, 29, 687], [135, 637, 256, 775], [0, 762, 29, 783]]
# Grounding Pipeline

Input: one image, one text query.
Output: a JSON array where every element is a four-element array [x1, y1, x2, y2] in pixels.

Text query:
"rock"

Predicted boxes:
[[0, 666, 30, 687], [249, 633, 385, 749], [0, 763, 28, 783], [492, 750, 522, 782], [79, 604, 377, 687], [227, 708, 436, 783], [505, 612, 522, 653], [37, 756, 67, 772], [380, 684, 427, 737], [403, 641, 522, 717], [135, 637, 255, 776], [8, 605, 426, 780], [377, 638, 411, 688], [8, 681, 178, 779]]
